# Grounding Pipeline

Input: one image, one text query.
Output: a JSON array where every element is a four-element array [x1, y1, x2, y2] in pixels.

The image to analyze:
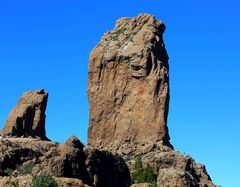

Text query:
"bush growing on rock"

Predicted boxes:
[[4, 168, 14, 176], [32, 173, 58, 187], [11, 181, 19, 187], [132, 156, 157, 186]]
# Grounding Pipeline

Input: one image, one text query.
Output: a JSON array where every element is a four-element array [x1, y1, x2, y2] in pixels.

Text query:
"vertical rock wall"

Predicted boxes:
[[88, 14, 172, 148]]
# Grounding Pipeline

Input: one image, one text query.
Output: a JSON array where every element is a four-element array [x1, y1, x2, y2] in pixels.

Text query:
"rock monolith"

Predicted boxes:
[[88, 14, 172, 148], [0, 89, 48, 140]]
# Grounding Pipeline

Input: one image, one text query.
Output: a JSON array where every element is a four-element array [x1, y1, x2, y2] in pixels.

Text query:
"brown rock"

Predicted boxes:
[[54, 177, 90, 187], [0, 176, 90, 187], [0, 137, 131, 187], [0, 89, 49, 140], [157, 169, 198, 187], [37, 140, 87, 180], [65, 135, 84, 150], [84, 147, 131, 187], [137, 143, 155, 154], [120, 145, 218, 187], [131, 183, 153, 187], [88, 13, 172, 148]]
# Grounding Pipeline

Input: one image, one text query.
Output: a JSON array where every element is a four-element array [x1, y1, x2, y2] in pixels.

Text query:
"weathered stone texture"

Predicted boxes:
[[88, 14, 171, 148], [0, 137, 131, 187], [0, 89, 48, 140]]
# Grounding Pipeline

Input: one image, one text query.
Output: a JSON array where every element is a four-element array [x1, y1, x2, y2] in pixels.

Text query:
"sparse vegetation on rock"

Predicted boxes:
[[132, 156, 157, 187], [11, 180, 19, 187], [32, 173, 58, 187]]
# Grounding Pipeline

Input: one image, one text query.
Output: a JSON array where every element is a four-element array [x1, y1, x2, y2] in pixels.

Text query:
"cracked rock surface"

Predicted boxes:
[[0, 89, 49, 140], [88, 14, 172, 148]]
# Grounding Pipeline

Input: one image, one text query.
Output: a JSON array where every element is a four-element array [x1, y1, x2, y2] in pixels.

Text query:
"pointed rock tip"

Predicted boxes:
[[65, 135, 84, 150], [36, 88, 46, 94], [25, 88, 47, 95], [115, 13, 165, 32]]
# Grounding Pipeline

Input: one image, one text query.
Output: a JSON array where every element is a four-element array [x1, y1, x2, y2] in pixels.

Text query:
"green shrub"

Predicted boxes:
[[132, 156, 157, 186], [32, 173, 58, 187], [4, 168, 14, 176], [11, 181, 19, 187]]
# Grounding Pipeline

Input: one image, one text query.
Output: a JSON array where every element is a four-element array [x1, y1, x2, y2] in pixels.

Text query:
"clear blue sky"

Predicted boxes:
[[0, 1, 239, 186]]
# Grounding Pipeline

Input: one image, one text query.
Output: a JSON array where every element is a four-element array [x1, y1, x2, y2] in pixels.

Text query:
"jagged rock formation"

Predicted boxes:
[[0, 14, 219, 187], [0, 136, 131, 187], [88, 14, 171, 148], [0, 89, 49, 140], [88, 14, 219, 187], [99, 141, 218, 187]]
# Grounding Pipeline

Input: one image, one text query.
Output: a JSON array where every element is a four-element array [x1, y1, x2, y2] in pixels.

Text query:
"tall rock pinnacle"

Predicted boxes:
[[88, 14, 172, 148], [0, 89, 49, 140]]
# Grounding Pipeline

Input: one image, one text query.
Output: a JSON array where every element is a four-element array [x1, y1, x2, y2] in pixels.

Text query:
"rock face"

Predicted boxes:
[[0, 89, 48, 140], [88, 14, 219, 187], [99, 142, 218, 187], [0, 14, 219, 187], [88, 14, 171, 148], [0, 136, 131, 187]]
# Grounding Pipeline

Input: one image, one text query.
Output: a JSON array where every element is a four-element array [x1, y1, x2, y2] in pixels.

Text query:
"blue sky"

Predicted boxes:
[[0, 1, 239, 186]]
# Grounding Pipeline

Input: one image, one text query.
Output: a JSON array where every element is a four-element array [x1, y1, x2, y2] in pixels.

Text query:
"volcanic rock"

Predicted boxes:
[[0, 137, 131, 187], [98, 142, 218, 187], [88, 14, 172, 148], [0, 175, 90, 187], [0, 89, 48, 140], [88, 13, 219, 187]]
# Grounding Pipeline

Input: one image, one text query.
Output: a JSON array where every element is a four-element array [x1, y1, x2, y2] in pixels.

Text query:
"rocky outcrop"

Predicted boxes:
[[0, 89, 48, 140], [88, 14, 219, 187], [0, 136, 131, 187], [88, 14, 171, 148], [0, 176, 90, 187], [0, 14, 219, 187], [99, 143, 217, 187]]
